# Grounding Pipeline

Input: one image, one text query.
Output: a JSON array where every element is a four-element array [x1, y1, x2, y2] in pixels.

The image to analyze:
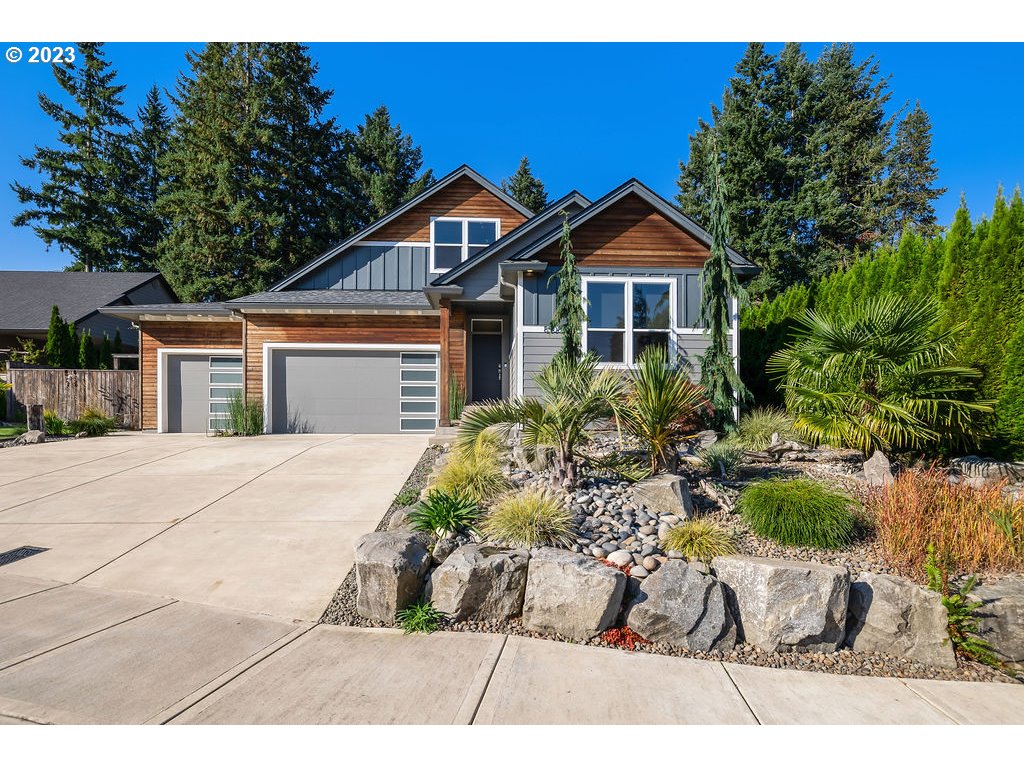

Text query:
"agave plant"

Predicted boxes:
[[456, 352, 626, 488], [619, 345, 708, 472], [767, 296, 992, 455]]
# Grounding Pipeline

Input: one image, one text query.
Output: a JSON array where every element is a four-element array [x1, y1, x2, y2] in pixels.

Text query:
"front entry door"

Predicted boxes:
[[470, 321, 503, 402]]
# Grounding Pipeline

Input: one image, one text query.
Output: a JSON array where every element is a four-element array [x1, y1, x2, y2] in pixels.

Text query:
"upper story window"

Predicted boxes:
[[430, 217, 499, 272], [583, 277, 674, 365]]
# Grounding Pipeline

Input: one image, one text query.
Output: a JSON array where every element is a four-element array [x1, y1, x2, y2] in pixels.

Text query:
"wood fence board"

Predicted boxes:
[[6, 365, 140, 429]]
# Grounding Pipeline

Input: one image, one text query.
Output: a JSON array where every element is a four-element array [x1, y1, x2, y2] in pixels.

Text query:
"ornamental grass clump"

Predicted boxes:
[[43, 409, 67, 436], [67, 407, 116, 436], [479, 488, 574, 548], [432, 430, 509, 504], [396, 601, 445, 634], [660, 518, 737, 562], [408, 489, 480, 539], [869, 467, 1024, 578], [697, 440, 745, 479], [733, 406, 800, 451], [737, 478, 857, 549]]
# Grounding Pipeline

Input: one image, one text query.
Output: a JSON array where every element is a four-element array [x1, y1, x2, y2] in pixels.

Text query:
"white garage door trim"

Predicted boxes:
[[156, 347, 244, 433], [261, 342, 441, 434]]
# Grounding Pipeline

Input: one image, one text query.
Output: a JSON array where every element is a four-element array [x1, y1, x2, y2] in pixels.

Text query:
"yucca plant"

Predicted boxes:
[[456, 352, 626, 488], [734, 406, 800, 451], [408, 489, 481, 539], [661, 518, 737, 562], [768, 296, 992, 455], [480, 488, 575, 548], [619, 344, 708, 473]]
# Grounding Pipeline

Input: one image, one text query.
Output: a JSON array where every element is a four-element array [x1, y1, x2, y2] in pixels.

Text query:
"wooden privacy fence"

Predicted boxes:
[[6, 364, 140, 429]]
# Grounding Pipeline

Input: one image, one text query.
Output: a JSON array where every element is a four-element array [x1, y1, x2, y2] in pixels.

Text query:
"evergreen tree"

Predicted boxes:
[[886, 102, 946, 243], [546, 212, 584, 363], [699, 146, 750, 429], [113, 329, 123, 355], [502, 156, 549, 213], [44, 305, 70, 368], [11, 42, 133, 271], [65, 323, 79, 368], [99, 333, 113, 369], [936, 196, 974, 318], [78, 330, 98, 369], [122, 86, 171, 270], [344, 105, 433, 228]]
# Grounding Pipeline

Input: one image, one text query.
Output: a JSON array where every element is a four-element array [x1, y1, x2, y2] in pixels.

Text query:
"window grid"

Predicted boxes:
[[399, 352, 438, 432], [429, 217, 500, 273], [208, 356, 243, 432], [582, 278, 675, 368]]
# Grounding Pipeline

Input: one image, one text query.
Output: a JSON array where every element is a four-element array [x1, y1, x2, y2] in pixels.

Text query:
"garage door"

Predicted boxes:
[[269, 348, 438, 434], [166, 354, 243, 433]]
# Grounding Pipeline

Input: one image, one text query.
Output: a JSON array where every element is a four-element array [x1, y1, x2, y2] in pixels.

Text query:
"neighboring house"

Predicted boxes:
[[102, 165, 758, 434], [0, 270, 178, 352]]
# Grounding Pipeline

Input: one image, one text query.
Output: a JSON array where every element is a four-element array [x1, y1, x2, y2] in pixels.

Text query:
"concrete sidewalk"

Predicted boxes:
[[0, 578, 1021, 725]]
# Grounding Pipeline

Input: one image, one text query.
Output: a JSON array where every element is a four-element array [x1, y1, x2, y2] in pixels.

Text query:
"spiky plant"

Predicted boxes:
[[734, 406, 801, 450], [697, 440, 745, 479], [396, 601, 445, 634], [480, 488, 575, 548], [768, 296, 992, 455], [430, 449, 508, 505], [660, 519, 737, 562], [620, 344, 708, 473], [408, 489, 481, 539], [456, 352, 626, 488]]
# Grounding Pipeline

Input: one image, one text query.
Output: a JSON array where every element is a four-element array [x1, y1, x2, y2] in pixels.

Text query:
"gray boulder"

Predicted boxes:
[[522, 548, 626, 640], [711, 555, 850, 652], [950, 455, 1024, 483], [387, 505, 418, 532], [863, 450, 894, 487], [846, 572, 955, 668], [972, 576, 1024, 669], [626, 560, 736, 652], [427, 544, 529, 622], [354, 531, 432, 622], [632, 474, 694, 520], [12, 429, 45, 445]]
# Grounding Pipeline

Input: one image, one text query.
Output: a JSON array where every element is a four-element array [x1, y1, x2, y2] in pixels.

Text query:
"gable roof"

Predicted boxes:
[[0, 271, 175, 333], [429, 190, 592, 288], [270, 165, 534, 291], [507, 179, 760, 274]]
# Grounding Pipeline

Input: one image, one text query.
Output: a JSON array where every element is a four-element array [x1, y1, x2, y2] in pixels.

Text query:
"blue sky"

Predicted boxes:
[[1, 42, 1022, 271]]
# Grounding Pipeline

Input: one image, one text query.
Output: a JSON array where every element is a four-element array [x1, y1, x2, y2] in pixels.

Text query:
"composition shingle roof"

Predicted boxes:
[[0, 271, 169, 331], [227, 290, 433, 308]]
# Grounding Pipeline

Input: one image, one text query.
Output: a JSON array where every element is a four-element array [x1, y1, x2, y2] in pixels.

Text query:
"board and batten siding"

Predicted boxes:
[[291, 244, 431, 291]]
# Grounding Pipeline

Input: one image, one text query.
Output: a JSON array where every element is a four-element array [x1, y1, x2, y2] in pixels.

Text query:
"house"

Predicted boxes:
[[0, 270, 178, 353], [101, 165, 758, 434]]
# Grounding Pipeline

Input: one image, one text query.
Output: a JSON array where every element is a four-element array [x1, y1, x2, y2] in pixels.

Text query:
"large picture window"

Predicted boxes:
[[430, 217, 499, 272], [583, 278, 673, 365]]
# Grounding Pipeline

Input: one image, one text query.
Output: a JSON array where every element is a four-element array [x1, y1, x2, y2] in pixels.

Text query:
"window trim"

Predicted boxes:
[[581, 276, 677, 368], [429, 216, 501, 274]]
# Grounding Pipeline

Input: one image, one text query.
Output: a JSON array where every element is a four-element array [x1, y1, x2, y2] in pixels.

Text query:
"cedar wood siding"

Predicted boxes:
[[536, 192, 710, 267], [139, 320, 243, 429], [243, 312, 467, 403], [372, 177, 527, 242]]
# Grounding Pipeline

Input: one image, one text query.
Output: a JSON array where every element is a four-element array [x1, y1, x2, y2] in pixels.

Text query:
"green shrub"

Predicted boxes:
[[67, 407, 116, 436], [408, 489, 480, 539], [396, 600, 445, 634], [226, 390, 264, 436], [660, 519, 737, 562], [697, 440, 745, 478], [737, 478, 857, 549], [448, 373, 466, 423], [734, 406, 800, 450], [480, 488, 574, 548], [925, 545, 999, 666], [393, 487, 421, 507], [43, 409, 67, 436], [431, 444, 508, 504]]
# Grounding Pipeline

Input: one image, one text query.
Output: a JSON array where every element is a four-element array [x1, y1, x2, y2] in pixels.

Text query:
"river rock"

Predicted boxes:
[[522, 548, 626, 640]]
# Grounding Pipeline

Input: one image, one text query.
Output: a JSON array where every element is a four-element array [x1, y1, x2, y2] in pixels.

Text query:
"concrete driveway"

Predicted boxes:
[[0, 432, 426, 620]]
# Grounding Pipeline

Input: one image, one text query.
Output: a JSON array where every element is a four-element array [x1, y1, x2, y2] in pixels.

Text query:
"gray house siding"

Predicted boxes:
[[291, 243, 431, 291]]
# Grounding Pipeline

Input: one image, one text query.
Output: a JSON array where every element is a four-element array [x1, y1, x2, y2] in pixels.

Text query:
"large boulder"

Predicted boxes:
[[426, 544, 529, 622], [846, 572, 955, 668], [354, 531, 432, 622], [632, 474, 694, 520], [972, 576, 1024, 669], [863, 450, 894, 487], [522, 548, 626, 640], [950, 455, 1024, 483], [711, 555, 850, 652], [12, 430, 45, 445], [626, 560, 736, 652]]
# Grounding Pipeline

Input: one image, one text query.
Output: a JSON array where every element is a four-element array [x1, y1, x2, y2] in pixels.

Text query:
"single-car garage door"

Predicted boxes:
[[269, 348, 438, 434]]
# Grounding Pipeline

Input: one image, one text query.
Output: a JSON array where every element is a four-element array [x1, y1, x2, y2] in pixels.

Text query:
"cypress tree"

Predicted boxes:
[[123, 86, 171, 271], [11, 42, 133, 271], [65, 323, 79, 368], [546, 212, 584, 363], [344, 105, 434, 228], [44, 305, 69, 368], [113, 329, 123, 354], [936, 197, 974, 321], [99, 333, 113, 369], [78, 330, 98, 369], [886, 102, 946, 243], [502, 156, 549, 213]]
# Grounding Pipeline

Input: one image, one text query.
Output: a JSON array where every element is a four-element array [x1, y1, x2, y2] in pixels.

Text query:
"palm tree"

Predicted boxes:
[[768, 296, 992, 455], [456, 353, 626, 488], [620, 345, 708, 473]]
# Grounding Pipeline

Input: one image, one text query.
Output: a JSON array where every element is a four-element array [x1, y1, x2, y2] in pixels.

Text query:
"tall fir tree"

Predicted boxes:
[[501, 156, 549, 213], [44, 305, 70, 368], [11, 42, 133, 271], [545, 212, 584, 363], [78, 330, 98, 369], [885, 102, 946, 243], [344, 105, 433, 228], [122, 86, 171, 270]]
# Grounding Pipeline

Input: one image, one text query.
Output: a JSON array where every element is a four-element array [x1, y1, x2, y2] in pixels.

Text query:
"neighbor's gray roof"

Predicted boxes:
[[0, 271, 172, 331], [227, 290, 433, 309]]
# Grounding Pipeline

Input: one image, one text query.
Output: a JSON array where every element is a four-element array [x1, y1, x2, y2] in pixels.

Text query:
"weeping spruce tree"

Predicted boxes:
[[699, 146, 750, 430], [546, 211, 585, 363]]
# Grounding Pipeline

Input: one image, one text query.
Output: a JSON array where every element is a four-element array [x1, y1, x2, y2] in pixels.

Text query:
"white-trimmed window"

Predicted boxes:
[[583, 278, 674, 366], [430, 217, 499, 272]]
